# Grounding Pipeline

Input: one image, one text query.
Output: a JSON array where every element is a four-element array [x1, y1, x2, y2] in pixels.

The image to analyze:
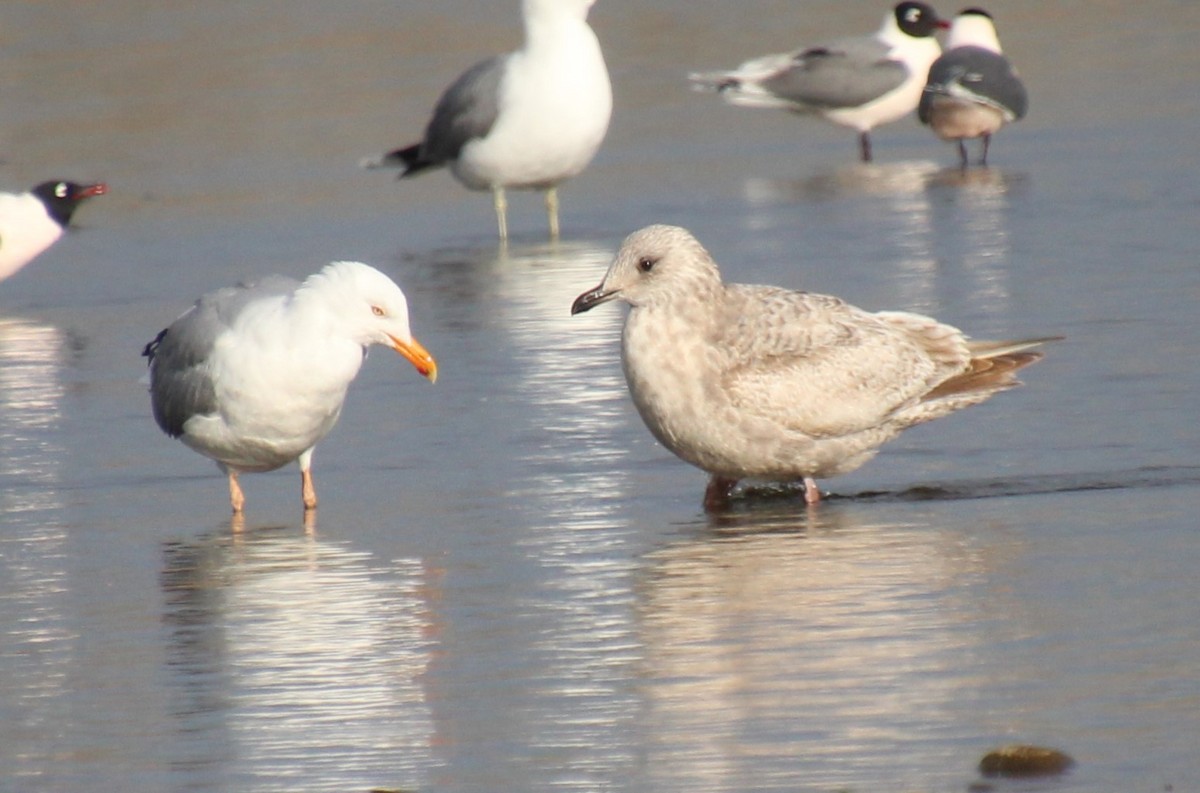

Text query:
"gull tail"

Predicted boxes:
[[688, 69, 741, 94], [926, 336, 1062, 401], [358, 144, 436, 178]]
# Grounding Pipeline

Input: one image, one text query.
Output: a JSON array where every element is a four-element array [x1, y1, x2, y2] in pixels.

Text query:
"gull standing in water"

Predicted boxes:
[[572, 225, 1055, 510], [362, 0, 612, 241], [689, 2, 948, 162], [919, 8, 1028, 166], [0, 180, 107, 283], [144, 261, 438, 515]]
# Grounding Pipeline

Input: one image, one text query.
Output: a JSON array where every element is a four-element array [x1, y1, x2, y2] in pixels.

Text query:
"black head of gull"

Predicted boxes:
[[31, 180, 108, 227]]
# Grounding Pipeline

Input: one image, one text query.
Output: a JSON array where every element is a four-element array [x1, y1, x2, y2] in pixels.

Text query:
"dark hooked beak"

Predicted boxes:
[[570, 284, 618, 315]]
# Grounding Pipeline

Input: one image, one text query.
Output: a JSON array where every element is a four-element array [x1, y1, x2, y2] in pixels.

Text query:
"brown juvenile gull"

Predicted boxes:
[[571, 225, 1055, 509], [144, 261, 438, 514]]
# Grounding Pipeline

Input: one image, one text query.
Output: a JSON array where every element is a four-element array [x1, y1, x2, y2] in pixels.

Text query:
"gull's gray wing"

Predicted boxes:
[[419, 54, 509, 165], [143, 275, 299, 438], [762, 37, 908, 109], [919, 46, 1028, 121]]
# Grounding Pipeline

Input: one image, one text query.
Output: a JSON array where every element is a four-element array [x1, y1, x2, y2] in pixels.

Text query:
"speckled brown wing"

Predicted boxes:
[[718, 285, 970, 438]]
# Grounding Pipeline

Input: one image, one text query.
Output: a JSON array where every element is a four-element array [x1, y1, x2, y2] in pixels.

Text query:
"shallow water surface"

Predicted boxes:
[[2, 2, 1199, 792]]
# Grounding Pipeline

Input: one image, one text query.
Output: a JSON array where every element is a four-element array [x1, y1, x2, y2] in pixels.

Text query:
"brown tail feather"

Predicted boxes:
[[924, 350, 1045, 401]]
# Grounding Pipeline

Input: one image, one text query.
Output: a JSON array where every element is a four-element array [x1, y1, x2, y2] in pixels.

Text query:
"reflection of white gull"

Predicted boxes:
[[0, 319, 68, 511], [0, 180, 106, 283], [482, 242, 643, 779], [0, 319, 73, 781], [743, 161, 940, 315], [143, 262, 437, 514], [926, 168, 1024, 327], [919, 9, 1028, 166], [362, 0, 612, 240], [690, 3, 946, 162], [572, 225, 1054, 508], [162, 531, 436, 790]]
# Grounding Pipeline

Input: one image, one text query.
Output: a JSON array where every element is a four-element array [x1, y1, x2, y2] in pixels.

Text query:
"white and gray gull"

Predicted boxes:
[[571, 225, 1055, 510], [689, 2, 948, 162], [919, 7, 1027, 166], [0, 180, 107, 283], [361, 0, 612, 241], [144, 261, 438, 515]]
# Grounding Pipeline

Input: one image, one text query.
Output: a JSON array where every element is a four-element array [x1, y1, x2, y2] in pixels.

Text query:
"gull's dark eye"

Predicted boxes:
[[637, 257, 657, 273], [54, 182, 69, 199]]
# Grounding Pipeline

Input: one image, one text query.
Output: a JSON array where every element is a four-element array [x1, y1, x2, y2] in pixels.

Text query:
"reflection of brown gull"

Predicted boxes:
[[572, 225, 1055, 509], [161, 526, 437, 789], [634, 507, 993, 790]]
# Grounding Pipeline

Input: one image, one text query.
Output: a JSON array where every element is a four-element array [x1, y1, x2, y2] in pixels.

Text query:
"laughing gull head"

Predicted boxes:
[[361, 0, 612, 241], [919, 8, 1028, 166], [571, 224, 1056, 510], [690, 2, 949, 162], [143, 261, 437, 515], [0, 180, 107, 283]]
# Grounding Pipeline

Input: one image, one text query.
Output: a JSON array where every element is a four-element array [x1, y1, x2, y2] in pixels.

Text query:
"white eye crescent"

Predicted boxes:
[[55, 183, 69, 198]]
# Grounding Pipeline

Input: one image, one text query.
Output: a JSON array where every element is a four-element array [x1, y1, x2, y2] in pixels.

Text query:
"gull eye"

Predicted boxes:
[[371, 305, 386, 317], [637, 257, 657, 273], [55, 182, 69, 198]]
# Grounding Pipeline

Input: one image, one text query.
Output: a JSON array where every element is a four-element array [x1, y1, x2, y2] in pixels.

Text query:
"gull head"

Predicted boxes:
[[571, 224, 722, 315], [306, 261, 438, 383]]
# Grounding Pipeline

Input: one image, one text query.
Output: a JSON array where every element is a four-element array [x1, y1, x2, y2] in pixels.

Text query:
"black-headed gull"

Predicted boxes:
[[362, 0, 612, 241], [144, 261, 438, 515], [690, 2, 948, 162], [571, 225, 1056, 510], [919, 8, 1028, 166], [0, 180, 106, 283]]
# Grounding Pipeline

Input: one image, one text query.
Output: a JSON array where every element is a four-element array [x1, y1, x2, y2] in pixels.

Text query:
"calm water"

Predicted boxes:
[[2, 1, 1199, 791]]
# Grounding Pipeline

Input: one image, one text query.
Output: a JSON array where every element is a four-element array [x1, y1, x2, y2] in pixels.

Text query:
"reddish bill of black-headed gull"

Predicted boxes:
[[689, 2, 948, 162], [571, 225, 1057, 510], [143, 261, 438, 515], [919, 8, 1028, 166], [361, 0, 612, 241], [0, 180, 107, 283]]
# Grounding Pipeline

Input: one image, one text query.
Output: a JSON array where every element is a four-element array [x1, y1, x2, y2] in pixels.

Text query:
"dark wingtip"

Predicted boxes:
[[142, 328, 167, 362]]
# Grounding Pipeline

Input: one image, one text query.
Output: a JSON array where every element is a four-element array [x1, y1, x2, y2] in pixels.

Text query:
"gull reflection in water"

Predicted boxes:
[[489, 240, 644, 788], [161, 525, 438, 792], [0, 317, 67, 513], [0, 318, 74, 782], [634, 504, 999, 792], [744, 162, 941, 313], [924, 167, 1030, 329], [742, 162, 1028, 328], [491, 240, 631, 516]]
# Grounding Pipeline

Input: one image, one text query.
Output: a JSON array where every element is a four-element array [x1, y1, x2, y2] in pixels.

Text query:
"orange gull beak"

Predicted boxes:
[[388, 334, 438, 383]]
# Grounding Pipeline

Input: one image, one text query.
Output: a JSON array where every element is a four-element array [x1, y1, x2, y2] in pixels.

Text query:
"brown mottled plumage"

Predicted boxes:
[[572, 225, 1056, 509]]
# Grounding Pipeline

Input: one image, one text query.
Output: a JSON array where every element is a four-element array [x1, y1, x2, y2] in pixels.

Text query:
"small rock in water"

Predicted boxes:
[[978, 744, 1075, 778]]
